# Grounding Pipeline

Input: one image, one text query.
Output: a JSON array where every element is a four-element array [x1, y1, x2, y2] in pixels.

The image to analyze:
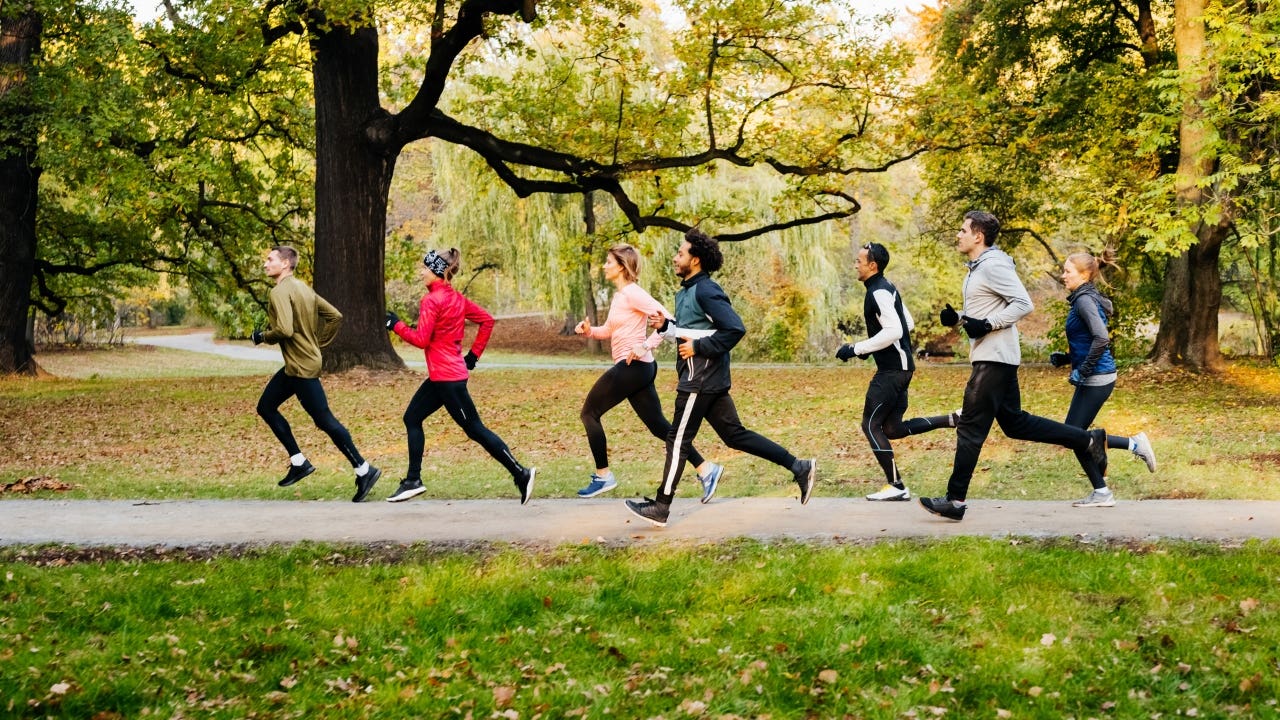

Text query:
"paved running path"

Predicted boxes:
[[2, 499, 1277, 547]]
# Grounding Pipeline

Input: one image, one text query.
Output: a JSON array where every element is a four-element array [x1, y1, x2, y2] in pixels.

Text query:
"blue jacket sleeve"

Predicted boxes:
[[692, 282, 745, 357]]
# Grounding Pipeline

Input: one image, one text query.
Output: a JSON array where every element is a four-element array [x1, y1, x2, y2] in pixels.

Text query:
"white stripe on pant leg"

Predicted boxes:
[[663, 393, 698, 496]]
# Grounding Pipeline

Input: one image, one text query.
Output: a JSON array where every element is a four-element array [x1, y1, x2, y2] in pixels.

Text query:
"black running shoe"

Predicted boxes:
[[386, 477, 426, 503], [624, 498, 670, 527], [1088, 428, 1108, 477], [792, 458, 816, 505], [278, 460, 316, 487], [919, 495, 966, 521], [515, 467, 536, 505], [351, 465, 382, 503]]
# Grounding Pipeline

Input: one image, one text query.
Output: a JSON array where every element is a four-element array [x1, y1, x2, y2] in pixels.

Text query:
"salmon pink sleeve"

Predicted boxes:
[[464, 297, 494, 357], [627, 285, 673, 350]]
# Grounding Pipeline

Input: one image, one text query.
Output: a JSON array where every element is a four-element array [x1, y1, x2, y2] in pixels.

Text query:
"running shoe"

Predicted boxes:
[[624, 497, 670, 527], [351, 465, 382, 503], [278, 460, 316, 487], [699, 463, 725, 504], [866, 484, 911, 501], [919, 495, 966, 521], [577, 472, 617, 498], [792, 458, 816, 505], [1072, 488, 1116, 508], [387, 477, 426, 503], [516, 467, 536, 505], [1131, 432, 1157, 473]]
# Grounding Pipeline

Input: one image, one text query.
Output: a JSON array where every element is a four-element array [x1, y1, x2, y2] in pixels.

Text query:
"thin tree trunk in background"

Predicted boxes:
[[581, 192, 600, 354]]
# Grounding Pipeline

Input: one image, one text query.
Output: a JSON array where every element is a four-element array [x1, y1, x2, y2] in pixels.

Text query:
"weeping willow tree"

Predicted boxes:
[[366, 0, 935, 361], [404, 138, 862, 360]]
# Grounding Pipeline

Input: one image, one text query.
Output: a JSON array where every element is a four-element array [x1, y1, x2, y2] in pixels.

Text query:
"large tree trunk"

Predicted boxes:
[[1151, 0, 1226, 372], [0, 7, 42, 376], [311, 23, 404, 372]]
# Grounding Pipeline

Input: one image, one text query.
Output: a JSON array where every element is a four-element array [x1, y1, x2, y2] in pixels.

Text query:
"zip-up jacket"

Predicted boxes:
[[1065, 282, 1117, 383], [663, 272, 744, 394], [263, 275, 342, 379], [962, 246, 1033, 365], [853, 272, 916, 372], [391, 281, 493, 382]]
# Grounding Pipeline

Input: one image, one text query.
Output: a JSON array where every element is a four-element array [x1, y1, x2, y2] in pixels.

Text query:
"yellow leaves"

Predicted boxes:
[[1239, 672, 1263, 693], [816, 668, 838, 684]]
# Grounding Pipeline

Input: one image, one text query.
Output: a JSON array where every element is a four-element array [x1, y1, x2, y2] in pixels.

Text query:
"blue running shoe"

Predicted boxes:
[[577, 472, 617, 498], [699, 463, 724, 504]]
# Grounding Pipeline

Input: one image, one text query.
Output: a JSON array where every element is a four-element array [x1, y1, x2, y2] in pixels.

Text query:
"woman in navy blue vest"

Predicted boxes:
[[1052, 252, 1157, 507]]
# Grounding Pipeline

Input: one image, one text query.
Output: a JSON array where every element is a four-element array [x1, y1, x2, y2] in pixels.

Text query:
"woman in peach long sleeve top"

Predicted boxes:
[[572, 244, 720, 498]]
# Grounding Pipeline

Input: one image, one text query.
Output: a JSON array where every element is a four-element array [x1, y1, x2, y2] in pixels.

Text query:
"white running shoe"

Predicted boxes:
[[1072, 488, 1116, 508], [1131, 432, 1157, 473], [866, 484, 911, 501]]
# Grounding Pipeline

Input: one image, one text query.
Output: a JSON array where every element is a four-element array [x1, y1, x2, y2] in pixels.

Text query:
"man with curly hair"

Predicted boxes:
[[625, 229, 817, 527]]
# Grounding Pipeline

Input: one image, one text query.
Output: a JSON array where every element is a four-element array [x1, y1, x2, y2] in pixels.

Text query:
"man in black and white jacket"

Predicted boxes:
[[836, 242, 957, 502], [920, 212, 1109, 521]]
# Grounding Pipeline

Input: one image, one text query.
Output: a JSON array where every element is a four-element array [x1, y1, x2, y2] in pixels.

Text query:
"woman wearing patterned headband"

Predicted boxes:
[[574, 244, 723, 500], [384, 248, 536, 504]]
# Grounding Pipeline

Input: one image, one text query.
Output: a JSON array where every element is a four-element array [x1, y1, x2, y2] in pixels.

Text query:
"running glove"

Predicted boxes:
[[939, 303, 959, 327], [961, 316, 992, 339], [835, 344, 858, 362], [464, 351, 478, 370], [1049, 351, 1070, 368], [385, 311, 400, 330], [251, 330, 264, 345]]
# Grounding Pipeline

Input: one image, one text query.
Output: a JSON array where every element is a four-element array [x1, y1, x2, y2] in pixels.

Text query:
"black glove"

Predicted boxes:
[[1049, 351, 1070, 368], [939, 303, 959, 327], [385, 311, 400, 331], [251, 329, 264, 345], [835, 344, 858, 362], [961, 316, 992, 339], [464, 351, 478, 370]]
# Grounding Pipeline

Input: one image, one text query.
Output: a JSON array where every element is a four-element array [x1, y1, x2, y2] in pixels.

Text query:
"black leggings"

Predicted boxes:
[[1064, 381, 1130, 488], [257, 369, 364, 467], [656, 390, 796, 504], [946, 362, 1102, 501], [404, 379, 523, 481], [862, 370, 955, 485], [580, 360, 704, 471]]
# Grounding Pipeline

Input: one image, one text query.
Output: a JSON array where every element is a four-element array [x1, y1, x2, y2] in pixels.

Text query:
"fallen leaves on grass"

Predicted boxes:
[[1, 476, 77, 494]]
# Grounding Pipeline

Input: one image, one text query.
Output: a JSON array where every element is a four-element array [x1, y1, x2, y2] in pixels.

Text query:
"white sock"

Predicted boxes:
[[290, 453, 307, 466], [355, 461, 370, 477], [1128, 438, 1138, 452]]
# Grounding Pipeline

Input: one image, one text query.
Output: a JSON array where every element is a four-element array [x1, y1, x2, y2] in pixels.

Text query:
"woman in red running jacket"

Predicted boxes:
[[384, 248, 535, 504]]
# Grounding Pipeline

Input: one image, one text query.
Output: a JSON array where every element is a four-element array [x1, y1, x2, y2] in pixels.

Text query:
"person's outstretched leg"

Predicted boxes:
[[627, 363, 718, 501], [863, 371, 912, 500], [257, 369, 314, 487], [625, 391, 710, 527], [294, 376, 381, 502], [439, 381, 535, 504], [704, 393, 815, 505]]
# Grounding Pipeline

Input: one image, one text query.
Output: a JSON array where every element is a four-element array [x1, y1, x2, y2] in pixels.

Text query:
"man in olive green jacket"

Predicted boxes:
[[253, 245, 382, 502]]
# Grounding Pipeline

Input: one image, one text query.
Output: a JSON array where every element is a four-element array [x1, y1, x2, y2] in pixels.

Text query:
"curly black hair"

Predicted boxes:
[[684, 228, 724, 273]]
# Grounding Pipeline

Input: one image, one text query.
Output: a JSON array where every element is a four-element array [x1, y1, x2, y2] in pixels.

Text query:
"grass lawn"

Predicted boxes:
[[4, 539, 1279, 719], [3, 345, 1279, 502], [4, 347, 1280, 718]]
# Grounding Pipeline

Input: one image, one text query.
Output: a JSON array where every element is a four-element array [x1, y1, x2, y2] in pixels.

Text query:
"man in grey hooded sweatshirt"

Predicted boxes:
[[919, 211, 1108, 521]]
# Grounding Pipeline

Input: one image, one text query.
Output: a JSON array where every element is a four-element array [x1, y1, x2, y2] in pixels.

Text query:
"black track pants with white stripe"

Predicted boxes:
[[654, 390, 796, 504]]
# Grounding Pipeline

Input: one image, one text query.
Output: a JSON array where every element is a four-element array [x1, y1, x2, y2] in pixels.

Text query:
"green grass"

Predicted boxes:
[[4, 346, 1279, 501], [3, 539, 1278, 718]]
